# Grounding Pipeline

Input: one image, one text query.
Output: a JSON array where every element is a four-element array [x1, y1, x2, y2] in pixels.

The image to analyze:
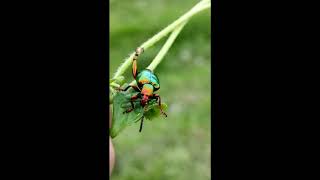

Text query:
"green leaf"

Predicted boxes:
[[110, 92, 143, 138], [110, 91, 168, 138], [144, 102, 168, 120]]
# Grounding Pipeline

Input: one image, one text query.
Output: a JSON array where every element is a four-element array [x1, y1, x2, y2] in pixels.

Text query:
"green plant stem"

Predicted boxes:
[[147, 21, 188, 71], [112, 0, 210, 80], [128, 21, 188, 86], [140, 0, 210, 51]]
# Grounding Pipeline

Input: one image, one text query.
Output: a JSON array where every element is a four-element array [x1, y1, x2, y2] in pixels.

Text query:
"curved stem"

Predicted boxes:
[[112, 0, 211, 79], [147, 21, 188, 71], [128, 21, 188, 86]]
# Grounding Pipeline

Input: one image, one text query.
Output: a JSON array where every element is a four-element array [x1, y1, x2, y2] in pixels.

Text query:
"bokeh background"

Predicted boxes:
[[110, 0, 211, 179]]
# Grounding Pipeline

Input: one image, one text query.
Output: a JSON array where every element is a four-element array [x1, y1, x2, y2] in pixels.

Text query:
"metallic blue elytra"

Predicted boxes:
[[136, 69, 160, 91]]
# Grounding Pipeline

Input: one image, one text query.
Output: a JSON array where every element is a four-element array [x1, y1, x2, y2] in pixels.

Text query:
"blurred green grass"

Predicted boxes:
[[110, 0, 211, 179]]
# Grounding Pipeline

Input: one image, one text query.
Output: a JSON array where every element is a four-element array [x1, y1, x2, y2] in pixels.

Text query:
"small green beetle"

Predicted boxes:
[[118, 47, 167, 132]]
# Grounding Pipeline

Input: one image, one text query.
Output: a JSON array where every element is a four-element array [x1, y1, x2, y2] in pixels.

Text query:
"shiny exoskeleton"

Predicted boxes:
[[119, 47, 167, 132]]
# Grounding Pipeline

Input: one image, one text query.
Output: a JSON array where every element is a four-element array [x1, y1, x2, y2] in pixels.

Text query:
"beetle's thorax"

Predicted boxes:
[[140, 84, 153, 106], [141, 84, 154, 96]]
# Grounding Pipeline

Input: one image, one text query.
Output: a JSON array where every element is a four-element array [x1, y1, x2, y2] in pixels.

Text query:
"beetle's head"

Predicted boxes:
[[141, 94, 149, 106]]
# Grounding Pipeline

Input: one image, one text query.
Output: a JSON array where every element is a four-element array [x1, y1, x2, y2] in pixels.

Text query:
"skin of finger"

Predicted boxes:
[[109, 108, 115, 176], [109, 137, 115, 176]]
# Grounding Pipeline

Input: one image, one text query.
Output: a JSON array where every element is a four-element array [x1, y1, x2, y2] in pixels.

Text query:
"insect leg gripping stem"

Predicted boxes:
[[132, 47, 144, 79], [153, 94, 167, 117], [123, 94, 139, 114]]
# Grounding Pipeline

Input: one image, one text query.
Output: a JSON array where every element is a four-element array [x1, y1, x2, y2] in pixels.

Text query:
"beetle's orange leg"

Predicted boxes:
[[132, 47, 144, 79], [152, 94, 167, 117], [123, 94, 139, 114]]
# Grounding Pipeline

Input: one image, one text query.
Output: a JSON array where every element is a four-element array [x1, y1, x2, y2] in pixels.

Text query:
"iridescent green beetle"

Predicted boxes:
[[119, 47, 167, 132]]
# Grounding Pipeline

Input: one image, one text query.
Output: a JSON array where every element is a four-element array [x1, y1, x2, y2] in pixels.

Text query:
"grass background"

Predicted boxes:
[[110, 0, 211, 179]]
